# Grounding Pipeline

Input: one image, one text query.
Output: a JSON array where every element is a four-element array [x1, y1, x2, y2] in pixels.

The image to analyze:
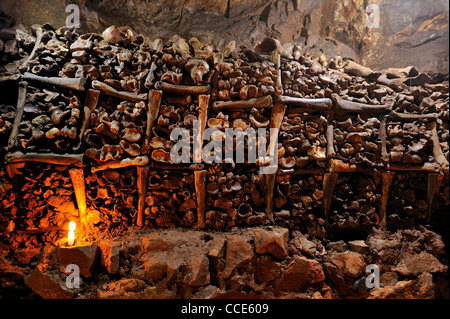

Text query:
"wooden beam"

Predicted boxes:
[[265, 173, 276, 221], [194, 170, 207, 228], [136, 166, 149, 227], [323, 172, 339, 225], [335, 97, 391, 114], [379, 171, 395, 228]]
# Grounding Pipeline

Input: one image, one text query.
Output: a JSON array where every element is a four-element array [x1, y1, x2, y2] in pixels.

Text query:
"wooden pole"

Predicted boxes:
[[136, 166, 149, 227], [380, 171, 395, 228], [194, 170, 207, 228], [323, 172, 338, 226]]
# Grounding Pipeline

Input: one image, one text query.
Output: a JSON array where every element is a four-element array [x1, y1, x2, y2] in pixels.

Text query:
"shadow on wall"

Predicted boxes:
[[1, 0, 448, 75]]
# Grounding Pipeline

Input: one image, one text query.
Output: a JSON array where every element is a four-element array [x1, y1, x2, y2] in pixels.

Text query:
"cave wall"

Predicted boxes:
[[1, 0, 448, 75]]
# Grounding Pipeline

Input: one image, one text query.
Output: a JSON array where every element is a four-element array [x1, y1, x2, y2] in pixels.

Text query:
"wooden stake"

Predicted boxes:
[[69, 168, 87, 224], [136, 166, 149, 227], [7, 81, 27, 150], [427, 173, 444, 223], [194, 170, 207, 228], [380, 171, 395, 228], [142, 90, 163, 154]]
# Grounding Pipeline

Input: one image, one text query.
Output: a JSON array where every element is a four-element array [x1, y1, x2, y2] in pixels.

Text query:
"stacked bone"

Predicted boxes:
[[15, 163, 76, 240], [0, 104, 14, 148], [274, 174, 326, 237], [85, 95, 146, 162], [0, 11, 35, 80], [144, 170, 197, 228], [85, 167, 137, 233], [281, 55, 336, 99], [216, 54, 279, 101], [15, 86, 82, 153], [279, 113, 327, 169], [387, 172, 429, 227], [386, 120, 433, 165], [205, 164, 267, 229], [330, 173, 381, 234], [150, 97, 199, 164], [333, 113, 382, 167]]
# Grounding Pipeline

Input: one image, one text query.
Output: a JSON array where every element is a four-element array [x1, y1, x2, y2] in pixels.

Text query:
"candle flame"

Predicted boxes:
[[69, 221, 76, 232]]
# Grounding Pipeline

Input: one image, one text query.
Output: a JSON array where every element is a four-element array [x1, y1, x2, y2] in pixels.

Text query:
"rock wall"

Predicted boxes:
[[1, 0, 448, 75]]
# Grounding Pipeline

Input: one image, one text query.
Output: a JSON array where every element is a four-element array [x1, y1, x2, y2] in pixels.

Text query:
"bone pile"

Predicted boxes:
[[85, 167, 137, 234], [205, 164, 267, 229], [330, 173, 382, 234], [145, 170, 197, 227], [0, 23, 448, 242]]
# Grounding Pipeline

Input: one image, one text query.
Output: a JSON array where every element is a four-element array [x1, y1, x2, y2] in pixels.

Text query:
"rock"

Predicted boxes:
[[13, 248, 40, 265], [98, 278, 175, 299], [98, 240, 120, 274], [393, 252, 448, 277], [279, 256, 325, 292], [293, 234, 317, 257], [347, 240, 370, 255], [368, 273, 435, 299], [24, 267, 75, 299], [326, 240, 348, 252], [221, 235, 254, 279], [183, 254, 210, 287], [380, 272, 399, 287], [254, 255, 281, 285], [253, 227, 289, 259], [192, 285, 219, 299], [57, 243, 99, 278], [329, 251, 366, 278]]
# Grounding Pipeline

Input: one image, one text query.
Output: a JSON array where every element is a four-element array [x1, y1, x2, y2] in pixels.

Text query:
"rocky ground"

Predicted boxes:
[[0, 225, 448, 299]]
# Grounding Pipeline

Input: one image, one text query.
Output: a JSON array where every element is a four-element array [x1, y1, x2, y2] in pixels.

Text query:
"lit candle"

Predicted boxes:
[[68, 221, 76, 246]]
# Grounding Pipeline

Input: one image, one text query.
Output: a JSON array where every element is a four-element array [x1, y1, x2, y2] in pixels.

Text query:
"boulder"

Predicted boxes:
[[221, 235, 254, 279], [393, 252, 448, 277], [368, 272, 435, 299], [24, 267, 75, 299], [98, 240, 120, 274], [57, 242, 99, 278], [348, 240, 370, 255], [253, 227, 289, 259], [279, 256, 325, 292], [329, 251, 366, 278]]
